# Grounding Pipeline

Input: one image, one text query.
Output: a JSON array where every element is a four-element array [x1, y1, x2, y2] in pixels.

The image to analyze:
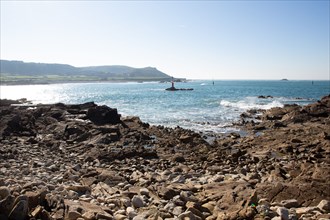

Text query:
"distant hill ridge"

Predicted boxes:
[[0, 60, 171, 80]]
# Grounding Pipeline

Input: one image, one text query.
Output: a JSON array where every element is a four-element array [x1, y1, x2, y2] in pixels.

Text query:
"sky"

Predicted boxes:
[[0, 1, 329, 80]]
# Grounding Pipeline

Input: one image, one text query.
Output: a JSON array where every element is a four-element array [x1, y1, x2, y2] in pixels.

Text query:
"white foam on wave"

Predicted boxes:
[[220, 97, 284, 110]]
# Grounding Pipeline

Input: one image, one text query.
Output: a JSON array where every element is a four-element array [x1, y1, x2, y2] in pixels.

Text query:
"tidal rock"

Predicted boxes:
[[86, 105, 121, 125]]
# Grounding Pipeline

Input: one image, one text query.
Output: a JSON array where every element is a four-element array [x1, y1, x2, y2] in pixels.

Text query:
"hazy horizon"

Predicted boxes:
[[1, 1, 329, 80]]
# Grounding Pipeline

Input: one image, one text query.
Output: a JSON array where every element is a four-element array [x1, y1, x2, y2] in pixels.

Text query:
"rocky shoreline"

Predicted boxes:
[[0, 95, 329, 220]]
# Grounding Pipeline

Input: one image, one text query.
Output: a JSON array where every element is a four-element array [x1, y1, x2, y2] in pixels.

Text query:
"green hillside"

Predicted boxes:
[[0, 60, 173, 84]]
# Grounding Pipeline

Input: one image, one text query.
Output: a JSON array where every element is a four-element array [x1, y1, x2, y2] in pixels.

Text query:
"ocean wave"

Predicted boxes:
[[220, 98, 284, 110]]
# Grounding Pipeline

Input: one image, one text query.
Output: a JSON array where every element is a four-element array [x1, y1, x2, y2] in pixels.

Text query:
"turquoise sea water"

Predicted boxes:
[[1, 80, 329, 133]]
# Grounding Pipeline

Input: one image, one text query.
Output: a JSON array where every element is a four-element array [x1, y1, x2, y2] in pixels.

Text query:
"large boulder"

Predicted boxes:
[[86, 105, 121, 125]]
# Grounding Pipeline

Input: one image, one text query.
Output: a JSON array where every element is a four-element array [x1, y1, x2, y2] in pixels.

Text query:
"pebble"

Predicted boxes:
[[276, 207, 289, 220], [317, 200, 330, 213], [0, 186, 10, 199], [132, 195, 144, 208], [280, 199, 299, 209], [139, 188, 150, 197]]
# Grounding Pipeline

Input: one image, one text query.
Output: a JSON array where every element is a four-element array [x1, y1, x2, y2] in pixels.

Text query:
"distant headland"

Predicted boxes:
[[0, 60, 186, 85]]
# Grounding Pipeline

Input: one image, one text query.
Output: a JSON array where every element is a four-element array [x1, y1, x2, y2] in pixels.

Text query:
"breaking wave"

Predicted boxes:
[[220, 97, 284, 110]]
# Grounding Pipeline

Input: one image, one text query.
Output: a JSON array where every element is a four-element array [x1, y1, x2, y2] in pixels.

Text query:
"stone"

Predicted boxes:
[[8, 200, 29, 220], [238, 206, 257, 219], [114, 213, 126, 220], [178, 211, 202, 220], [172, 175, 186, 183], [86, 105, 121, 125], [132, 195, 144, 208], [30, 205, 43, 218], [158, 187, 180, 200], [26, 190, 47, 210], [172, 206, 183, 216], [172, 154, 185, 162], [67, 211, 82, 220], [98, 170, 126, 186], [66, 185, 91, 194], [317, 200, 330, 213], [67, 190, 79, 199], [295, 206, 319, 216], [0, 195, 15, 216], [180, 135, 193, 143], [202, 201, 216, 213], [139, 188, 150, 197], [127, 207, 138, 218], [0, 186, 10, 200], [256, 204, 271, 217], [276, 207, 289, 220], [82, 211, 96, 220], [95, 212, 114, 220], [280, 199, 299, 208], [187, 207, 204, 219]]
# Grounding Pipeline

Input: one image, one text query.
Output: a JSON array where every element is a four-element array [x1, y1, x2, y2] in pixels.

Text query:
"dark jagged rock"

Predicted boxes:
[[86, 105, 121, 125]]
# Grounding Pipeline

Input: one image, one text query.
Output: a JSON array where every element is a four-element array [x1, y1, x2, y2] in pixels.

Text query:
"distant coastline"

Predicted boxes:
[[0, 78, 174, 86], [0, 59, 185, 85]]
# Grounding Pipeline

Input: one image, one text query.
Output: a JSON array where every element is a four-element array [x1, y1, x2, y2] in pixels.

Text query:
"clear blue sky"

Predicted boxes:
[[1, 1, 329, 80]]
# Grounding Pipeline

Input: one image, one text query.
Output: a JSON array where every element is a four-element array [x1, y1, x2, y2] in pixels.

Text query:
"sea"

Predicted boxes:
[[1, 80, 329, 134]]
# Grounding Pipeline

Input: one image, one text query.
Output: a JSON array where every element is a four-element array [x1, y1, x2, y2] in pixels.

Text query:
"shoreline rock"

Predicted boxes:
[[0, 95, 329, 220]]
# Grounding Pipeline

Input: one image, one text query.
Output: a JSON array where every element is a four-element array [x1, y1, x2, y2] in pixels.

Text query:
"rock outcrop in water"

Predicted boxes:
[[0, 95, 329, 220]]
